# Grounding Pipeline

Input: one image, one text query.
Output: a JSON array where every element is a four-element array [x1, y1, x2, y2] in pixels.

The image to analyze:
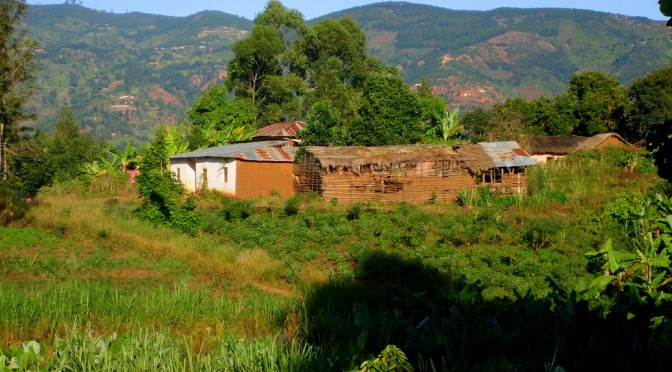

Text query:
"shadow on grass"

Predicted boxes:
[[301, 251, 671, 371], [0, 183, 29, 226]]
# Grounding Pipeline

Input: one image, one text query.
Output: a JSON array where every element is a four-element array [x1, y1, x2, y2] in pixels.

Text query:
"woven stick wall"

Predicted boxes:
[[294, 145, 530, 204]]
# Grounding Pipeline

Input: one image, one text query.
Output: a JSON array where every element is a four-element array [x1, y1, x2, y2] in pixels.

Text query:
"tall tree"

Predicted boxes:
[[486, 101, 530, 147], [298, 17, 378, 126], [566, 72, 627, 136], [0, 0, 36, 180], [298, 101, 348, 146], [627, 65, 672, 179], [349, 68, 422, 146], [660, 0, 672, 26], [415, 78, 449, 142], [185, 84, 255, 149], [226, 1, 306, 126], [47, 107, 104, 183], [462, 108, 494, 143]]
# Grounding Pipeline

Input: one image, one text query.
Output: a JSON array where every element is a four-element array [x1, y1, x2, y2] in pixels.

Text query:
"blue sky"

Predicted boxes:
[[27, 1, 668, 21]]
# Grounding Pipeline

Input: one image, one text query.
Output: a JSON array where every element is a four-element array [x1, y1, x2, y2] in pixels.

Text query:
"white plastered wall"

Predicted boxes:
[[172, 157, 237, 194], [170, 159, 197, 192]]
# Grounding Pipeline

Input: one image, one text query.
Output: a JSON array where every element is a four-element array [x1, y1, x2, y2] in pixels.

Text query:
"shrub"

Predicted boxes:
[[219, 197, 256, 221], [519, 217, 567, 253]]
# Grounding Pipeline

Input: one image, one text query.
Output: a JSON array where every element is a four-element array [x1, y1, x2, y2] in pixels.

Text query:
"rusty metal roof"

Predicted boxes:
[[478, 141, 537, 168], [170, 141, 297, 162], [252, 121, 305, 139]]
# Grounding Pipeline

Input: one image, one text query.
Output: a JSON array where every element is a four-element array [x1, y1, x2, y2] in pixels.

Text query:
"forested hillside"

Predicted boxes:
[[26, 4, 252, 143], [24, 2, 671, 144]]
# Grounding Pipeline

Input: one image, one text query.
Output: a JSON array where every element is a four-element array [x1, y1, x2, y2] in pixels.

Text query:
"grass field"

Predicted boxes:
[[1, 148, 669, 370]]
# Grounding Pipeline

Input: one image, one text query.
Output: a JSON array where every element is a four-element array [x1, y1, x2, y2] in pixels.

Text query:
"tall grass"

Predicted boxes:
[[525, 150, 656, 210], [0, 279, 292, 346], [27, 193, 285, 285]]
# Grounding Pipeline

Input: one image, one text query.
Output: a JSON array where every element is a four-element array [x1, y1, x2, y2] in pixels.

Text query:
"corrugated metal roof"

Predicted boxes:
[[478, 141, 537, 168], [170, 141, 297, 162], [252, 121, 305, 139]]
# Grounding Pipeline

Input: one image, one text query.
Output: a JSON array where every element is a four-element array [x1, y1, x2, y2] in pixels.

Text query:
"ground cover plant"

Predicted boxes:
[[2, 147, 671, 370]]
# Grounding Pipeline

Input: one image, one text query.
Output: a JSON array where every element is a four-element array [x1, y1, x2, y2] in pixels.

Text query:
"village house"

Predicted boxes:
[[294, 142, 536, 204], [170, 140, 298, 198], [526, 133, 631, 163], [169, 121, 304, 198]]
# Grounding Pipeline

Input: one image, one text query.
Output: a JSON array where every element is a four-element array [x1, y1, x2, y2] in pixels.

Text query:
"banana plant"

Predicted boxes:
[[165, 123, 189, 157], [580, 194, 672, 327], [198, 122, 255, 149], [110, 141, 139, 171], [440, 108, 462, 142], [80, 156, 117, 179]]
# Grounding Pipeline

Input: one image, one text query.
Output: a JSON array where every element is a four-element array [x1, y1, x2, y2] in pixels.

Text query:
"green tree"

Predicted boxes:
[[226, 1, 306, 125], [543, 94, 579, 135], [140, 126, 170, 173], [7, 133, 52, 196], [415, 78, 448, 142], [0, 0, 36, 180], [47, 108, 104, 183], [110, 141, 139, 171], [8, 108, 103, 195], [627, 65, 672, 179], [298, 101, 348, 146], [566, 72, 627, 135], [136, 126, 198, 235], [439, 108, 463, 142], [487, 100, 530, 146], [298, 17, 378, 126], [462, 107, 494, 143], [184, 84, 256, 149], [349, 69, 423, 146], [660, 0, 672, 26]]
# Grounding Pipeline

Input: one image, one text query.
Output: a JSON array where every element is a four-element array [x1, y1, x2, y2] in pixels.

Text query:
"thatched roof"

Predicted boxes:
[[304, 144, 496, 173], [526, 135, 588, 155], [576, 133, 630, 150], [526, 133, 631, 155]]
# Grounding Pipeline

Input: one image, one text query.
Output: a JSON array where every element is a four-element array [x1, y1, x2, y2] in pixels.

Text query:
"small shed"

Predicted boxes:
[[527, 133, 631, 163], [170, 140, 298, 198], [294, 142, 535, 204]]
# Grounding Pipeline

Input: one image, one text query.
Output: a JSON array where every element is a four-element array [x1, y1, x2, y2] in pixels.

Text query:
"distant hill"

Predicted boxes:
[[332, 3, 672, 104], [26, 4, 252, 143], [24, 2, 672, 145]]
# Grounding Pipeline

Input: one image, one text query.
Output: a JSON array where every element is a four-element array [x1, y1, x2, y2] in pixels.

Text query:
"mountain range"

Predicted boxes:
[[24, 2, 672, 144]]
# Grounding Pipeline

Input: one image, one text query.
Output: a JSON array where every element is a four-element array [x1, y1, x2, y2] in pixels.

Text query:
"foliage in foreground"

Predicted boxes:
[[1, 329, 322, 371]]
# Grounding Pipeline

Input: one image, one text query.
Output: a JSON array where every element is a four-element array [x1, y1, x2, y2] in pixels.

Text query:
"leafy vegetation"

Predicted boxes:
[[3, 146, 671, 369]]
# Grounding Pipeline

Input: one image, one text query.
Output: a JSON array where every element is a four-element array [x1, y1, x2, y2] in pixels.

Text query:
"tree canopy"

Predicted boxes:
[[661, 0, 672, 25], [349, 69, 423, 146], [185, 84, 256, 150], [0, 0, 35, 180], [627, 65, 672, 178]]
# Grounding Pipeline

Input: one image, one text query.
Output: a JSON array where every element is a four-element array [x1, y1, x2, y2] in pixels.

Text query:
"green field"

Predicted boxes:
[[2, 148, 671, 370]]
